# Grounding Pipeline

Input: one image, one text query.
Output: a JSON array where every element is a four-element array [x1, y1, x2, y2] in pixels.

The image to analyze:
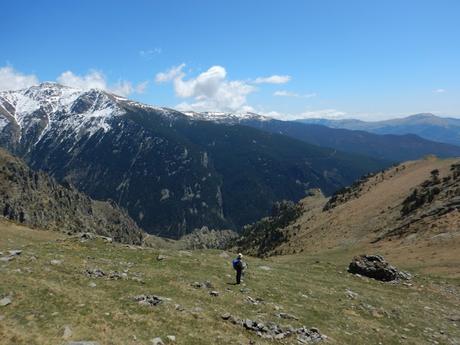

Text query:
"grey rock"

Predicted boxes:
[[63, 325, 72, 339], [134, 295, 164, 307], [151, 337, 164, 345], [191, 282, 203, 288], [88, 282, 97, 288], [8, 250, 22, 256], [221, 313, 231, 320], [258, 265, 272, 271], [276, 312, 299, 320], [156, 255, 167, 261], [345, 289, 358, 299], [166, 335, 176, 342], [0, 297, 12, 307], [85, 268, 105, 278], [348, 255, 411, 282], [209, 290, 219, 297], [50, 259, 63, 265]]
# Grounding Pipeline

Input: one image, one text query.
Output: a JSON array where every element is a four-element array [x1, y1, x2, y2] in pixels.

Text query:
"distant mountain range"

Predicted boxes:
[[0, 83, 386, 238], [298, 113, 460, 147], [182, 112, 460, 163]]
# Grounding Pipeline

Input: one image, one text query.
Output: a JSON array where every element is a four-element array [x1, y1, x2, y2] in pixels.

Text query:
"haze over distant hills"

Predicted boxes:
[[191, 113, 460, 163], [298, 113, 460, 147]]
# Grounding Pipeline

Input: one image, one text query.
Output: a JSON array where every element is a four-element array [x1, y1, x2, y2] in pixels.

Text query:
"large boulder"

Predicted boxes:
[[348, 255, 411, 282]]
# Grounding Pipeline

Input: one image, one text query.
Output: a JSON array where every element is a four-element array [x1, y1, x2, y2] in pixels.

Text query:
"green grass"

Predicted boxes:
[[0, 226, 459, 345]]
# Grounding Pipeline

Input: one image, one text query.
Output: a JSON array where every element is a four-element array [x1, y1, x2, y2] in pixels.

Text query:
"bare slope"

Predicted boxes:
[[241, 157, 460, 276]]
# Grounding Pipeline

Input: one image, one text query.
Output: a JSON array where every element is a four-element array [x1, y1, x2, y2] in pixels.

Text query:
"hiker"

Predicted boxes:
[[232, 253, 246, 284]]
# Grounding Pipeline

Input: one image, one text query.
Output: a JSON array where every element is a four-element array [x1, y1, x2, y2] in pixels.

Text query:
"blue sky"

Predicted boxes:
[[1, 0, 459, 120]]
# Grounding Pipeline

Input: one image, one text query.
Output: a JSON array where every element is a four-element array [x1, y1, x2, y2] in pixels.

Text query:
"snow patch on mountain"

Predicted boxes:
[[183, 111, 272, 123]]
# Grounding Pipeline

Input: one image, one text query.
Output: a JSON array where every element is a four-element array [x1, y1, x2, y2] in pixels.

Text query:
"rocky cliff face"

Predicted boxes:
[[0, 83, 387, 238], [0, 149, 144, 244]]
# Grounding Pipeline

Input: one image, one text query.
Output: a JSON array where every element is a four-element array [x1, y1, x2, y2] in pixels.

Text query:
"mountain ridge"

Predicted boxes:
[[0, 83, 386, 238], [297, 113, 460, 146]]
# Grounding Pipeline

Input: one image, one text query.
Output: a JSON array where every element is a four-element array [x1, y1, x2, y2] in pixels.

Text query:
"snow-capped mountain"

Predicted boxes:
[[182, 111, 272, 124], [0, 82, 180, 154], [0, 83, 387, 238]]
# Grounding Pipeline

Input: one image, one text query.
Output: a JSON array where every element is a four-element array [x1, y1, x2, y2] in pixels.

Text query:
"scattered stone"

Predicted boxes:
[[276, 312, 299, 320], [191, 280, 213, 289], [108, 271, 125, 280], [85, 268, 105, 278], [259, 266, 272, 271], [8, 250, 22, 256], [166, 335, 176, 342], [131, 277, 145, 284], [221, 313, 231, 320], [191, 307, 203, 313], [348, 255, 411, 282], [63, 325, 73, 339], [175, 304, 185, 311], [88, 282, 97, 288], [156, 255, 167, 261], [345, 289, 359, 299], [151, 337, 164, 345], [0, 256, 15, 262], [209, 290, 219, 297], [448, 314, 460, 322], [0, 297, 12, 307], [78, 232, 96, 241], [50, 259, 63, 266], [134, 295, 164, 307], [222, 313, 325, 343], [246, 296, 264, 305]]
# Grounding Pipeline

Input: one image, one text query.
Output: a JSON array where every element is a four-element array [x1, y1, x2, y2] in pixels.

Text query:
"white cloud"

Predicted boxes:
[[0, 66, 39, 91], [253, 75, 291, 84], [298, 109, 347, 119], [139, 48, 162, 60], [274, 90, 317, 98], [156, 64, 256, 112], [57, 70, 147, 97], [254, 75, 291, 84], [433, 88, 446, 93], [135, 80, 149, 93], [155, 64, 186, 83]]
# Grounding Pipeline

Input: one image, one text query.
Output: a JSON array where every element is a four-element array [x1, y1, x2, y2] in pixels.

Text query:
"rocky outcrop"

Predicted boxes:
[[237, 200, 303, 257], [178, 226, 238, 250], [221, 313, 325, 343], [380, 162, 460, 240], [0, 148, 144, 244], [348, 255, 411, 282]]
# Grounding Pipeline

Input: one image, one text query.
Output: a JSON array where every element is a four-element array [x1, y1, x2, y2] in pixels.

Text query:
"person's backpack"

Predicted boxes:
[[232, 259, 243, 270]]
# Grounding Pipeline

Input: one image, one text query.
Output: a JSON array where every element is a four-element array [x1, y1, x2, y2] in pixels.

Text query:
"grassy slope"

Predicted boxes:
[[1, 221, 459, 345]]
